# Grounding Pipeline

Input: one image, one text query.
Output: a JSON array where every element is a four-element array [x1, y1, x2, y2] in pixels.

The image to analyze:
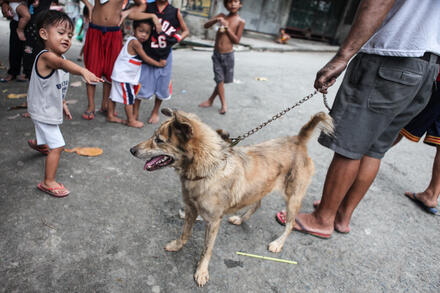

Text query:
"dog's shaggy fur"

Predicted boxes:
[[130, 109, 333, 286]]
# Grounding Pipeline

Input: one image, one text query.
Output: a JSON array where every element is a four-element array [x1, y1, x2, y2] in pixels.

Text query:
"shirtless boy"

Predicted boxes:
[[198, 0, 245, 114], [81, 0, 160, 121]]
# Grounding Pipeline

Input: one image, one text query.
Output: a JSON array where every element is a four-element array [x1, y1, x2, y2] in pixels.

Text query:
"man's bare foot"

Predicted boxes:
[[17, 28, 26, 41], [107, 116, 125, 124], [293, 212, 334, 237], [199, 100, 213, 108], [148, 113, 159, 124], [219, 107, 227, 115], [312, 200, 350, 233], [127, 120, 144, 128]]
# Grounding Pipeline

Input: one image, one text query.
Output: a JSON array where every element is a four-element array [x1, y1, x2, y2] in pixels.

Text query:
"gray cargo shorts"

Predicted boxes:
[[212, 50, 234, 84], [319, 52, 439, 159]]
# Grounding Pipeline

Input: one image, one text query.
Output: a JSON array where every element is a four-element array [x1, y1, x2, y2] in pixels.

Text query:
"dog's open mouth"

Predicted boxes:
[[144, 155, 174, 171]]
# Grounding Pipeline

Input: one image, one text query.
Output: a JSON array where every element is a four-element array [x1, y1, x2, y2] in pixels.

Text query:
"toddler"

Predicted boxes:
[[27, 10, 102, 197]]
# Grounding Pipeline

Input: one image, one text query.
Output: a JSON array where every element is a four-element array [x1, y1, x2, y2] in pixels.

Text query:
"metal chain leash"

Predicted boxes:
[[230, 90, 331, 146]]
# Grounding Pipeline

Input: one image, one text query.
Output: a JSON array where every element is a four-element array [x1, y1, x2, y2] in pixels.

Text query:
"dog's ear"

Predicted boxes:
[[173, 112, 193, 141], [161, 108, 174, 117], [216, 129, 231, 142]]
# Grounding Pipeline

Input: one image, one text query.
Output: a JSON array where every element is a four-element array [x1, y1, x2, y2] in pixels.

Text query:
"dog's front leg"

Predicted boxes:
[[194, 218, 221, 287], [165, 204, 198, 252], [228, 200, 261, 225]]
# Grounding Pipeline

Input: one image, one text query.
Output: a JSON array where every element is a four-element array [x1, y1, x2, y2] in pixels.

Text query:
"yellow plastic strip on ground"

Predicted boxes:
[[236, 251, 297, 264]]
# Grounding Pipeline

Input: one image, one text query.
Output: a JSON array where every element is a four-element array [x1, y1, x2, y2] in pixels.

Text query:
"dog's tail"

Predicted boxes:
[[297, 112, 334, 146]]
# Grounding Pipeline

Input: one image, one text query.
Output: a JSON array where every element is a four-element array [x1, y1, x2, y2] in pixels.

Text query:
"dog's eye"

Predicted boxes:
[[155, 137, 164, 144]]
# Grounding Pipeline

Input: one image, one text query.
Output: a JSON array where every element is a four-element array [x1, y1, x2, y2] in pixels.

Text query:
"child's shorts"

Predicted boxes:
[[83, 23, 123, 83], [318, 52, 439, 159], [137, 53, 173, 100], [212, 50, 234, 84], [32, 119, 65, 149], [400, 81, 440, 146], [110, 81, 140, 105]]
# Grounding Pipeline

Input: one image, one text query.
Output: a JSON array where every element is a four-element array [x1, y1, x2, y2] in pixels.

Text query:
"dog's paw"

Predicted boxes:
[[164, 239, 184, 252], [228, 215, 243, 225], [194, 268, 209, 287], [268, 240, 284, 253]]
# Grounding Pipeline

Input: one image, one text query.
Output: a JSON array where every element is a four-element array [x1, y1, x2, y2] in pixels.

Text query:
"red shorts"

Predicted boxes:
[[83, 23, 123, 82]]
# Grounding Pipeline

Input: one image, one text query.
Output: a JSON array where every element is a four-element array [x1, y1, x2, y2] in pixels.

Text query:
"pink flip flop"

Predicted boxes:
[[37, 183, 70, 198]]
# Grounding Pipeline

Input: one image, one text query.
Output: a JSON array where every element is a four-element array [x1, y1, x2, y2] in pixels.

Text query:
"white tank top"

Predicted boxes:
[[360, 0, 440, 57], [111, 36, 143, 84], [27, 50, 70, 125]]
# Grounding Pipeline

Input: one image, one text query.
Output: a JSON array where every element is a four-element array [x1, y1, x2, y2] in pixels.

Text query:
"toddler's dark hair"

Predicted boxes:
[[133, 18, 154, 30], [36, 10, 74, 34], [223, 0, 242, 8]]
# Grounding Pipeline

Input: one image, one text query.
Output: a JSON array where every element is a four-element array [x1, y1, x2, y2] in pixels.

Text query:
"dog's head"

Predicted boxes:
[[130, 108, 229, 172]]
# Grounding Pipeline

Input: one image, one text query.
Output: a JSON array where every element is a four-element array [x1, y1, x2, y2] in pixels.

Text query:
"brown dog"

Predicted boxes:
[[130, 109, 333, 286]]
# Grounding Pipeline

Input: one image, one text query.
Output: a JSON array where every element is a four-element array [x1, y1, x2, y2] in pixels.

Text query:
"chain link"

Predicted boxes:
[[230, 91, 331, 146]]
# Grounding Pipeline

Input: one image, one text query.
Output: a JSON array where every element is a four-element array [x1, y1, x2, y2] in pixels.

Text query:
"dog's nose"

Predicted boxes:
[[130, 147, 137, 156]]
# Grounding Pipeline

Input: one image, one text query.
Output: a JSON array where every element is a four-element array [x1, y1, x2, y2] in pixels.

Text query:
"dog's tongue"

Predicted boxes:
[[144, 155, 165, 171]]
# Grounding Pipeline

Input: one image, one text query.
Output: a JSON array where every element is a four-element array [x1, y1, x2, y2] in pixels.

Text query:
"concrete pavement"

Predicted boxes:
[[1, 17, 439, 293]]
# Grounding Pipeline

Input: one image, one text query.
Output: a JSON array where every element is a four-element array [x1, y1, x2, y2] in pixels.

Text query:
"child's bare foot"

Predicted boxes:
[[219, 107, 227, 115], [199, 100, 213, 108], [17, 28, 26, 41], [107, 116, 125, 124], [148, 113, 159, 124], [127, 120, 144, 128]]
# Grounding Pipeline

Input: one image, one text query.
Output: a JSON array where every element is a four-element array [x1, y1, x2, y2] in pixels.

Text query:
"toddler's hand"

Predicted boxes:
[[82, 69, 104, 84], [63, 102, 72, 120]]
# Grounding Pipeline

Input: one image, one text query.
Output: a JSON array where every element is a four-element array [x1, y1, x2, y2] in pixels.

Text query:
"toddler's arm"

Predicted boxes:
[[125, 8, 162, 33], [131, 39, 166, 67], [63, 101, 72, 120], [41, 52, 104, 84]]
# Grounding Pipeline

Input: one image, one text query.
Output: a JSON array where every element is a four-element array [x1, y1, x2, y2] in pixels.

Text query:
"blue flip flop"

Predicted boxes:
[[405, 193, 438, 215]]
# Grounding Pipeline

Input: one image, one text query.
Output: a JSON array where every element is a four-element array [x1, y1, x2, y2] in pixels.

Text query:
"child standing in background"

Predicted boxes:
[[27, 10, 102, 197], [198, 0, 245, 114], [107, 19, 166, 128]]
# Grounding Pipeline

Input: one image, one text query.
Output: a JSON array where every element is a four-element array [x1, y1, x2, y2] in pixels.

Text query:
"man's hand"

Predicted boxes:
[[314, 55, 348, 93], [81, 69, 104, 84], [119, 9, 131, 26], [1, 2, 13, 19]]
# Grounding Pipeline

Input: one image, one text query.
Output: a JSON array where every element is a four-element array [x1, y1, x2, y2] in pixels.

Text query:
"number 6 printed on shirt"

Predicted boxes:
[[151, 35, 167, 48]]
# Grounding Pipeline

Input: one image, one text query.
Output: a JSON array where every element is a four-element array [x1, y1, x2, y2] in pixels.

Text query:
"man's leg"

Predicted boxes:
[[294, 153, 360, 236], [334, 156, 381, 232], [86, 84, 96, 114], [6, 20, 24, 79], [405, 145, 440, 207], [101, 82, 111, 113]]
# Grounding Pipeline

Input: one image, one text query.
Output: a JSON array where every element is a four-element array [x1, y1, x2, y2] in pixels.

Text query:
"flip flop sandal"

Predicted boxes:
[[405, 193, 438, 215], [82, 111, 95, 120], [275, 210, 287, 226], [37, 183, 70, 198], [28, 139, 49, 155]]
